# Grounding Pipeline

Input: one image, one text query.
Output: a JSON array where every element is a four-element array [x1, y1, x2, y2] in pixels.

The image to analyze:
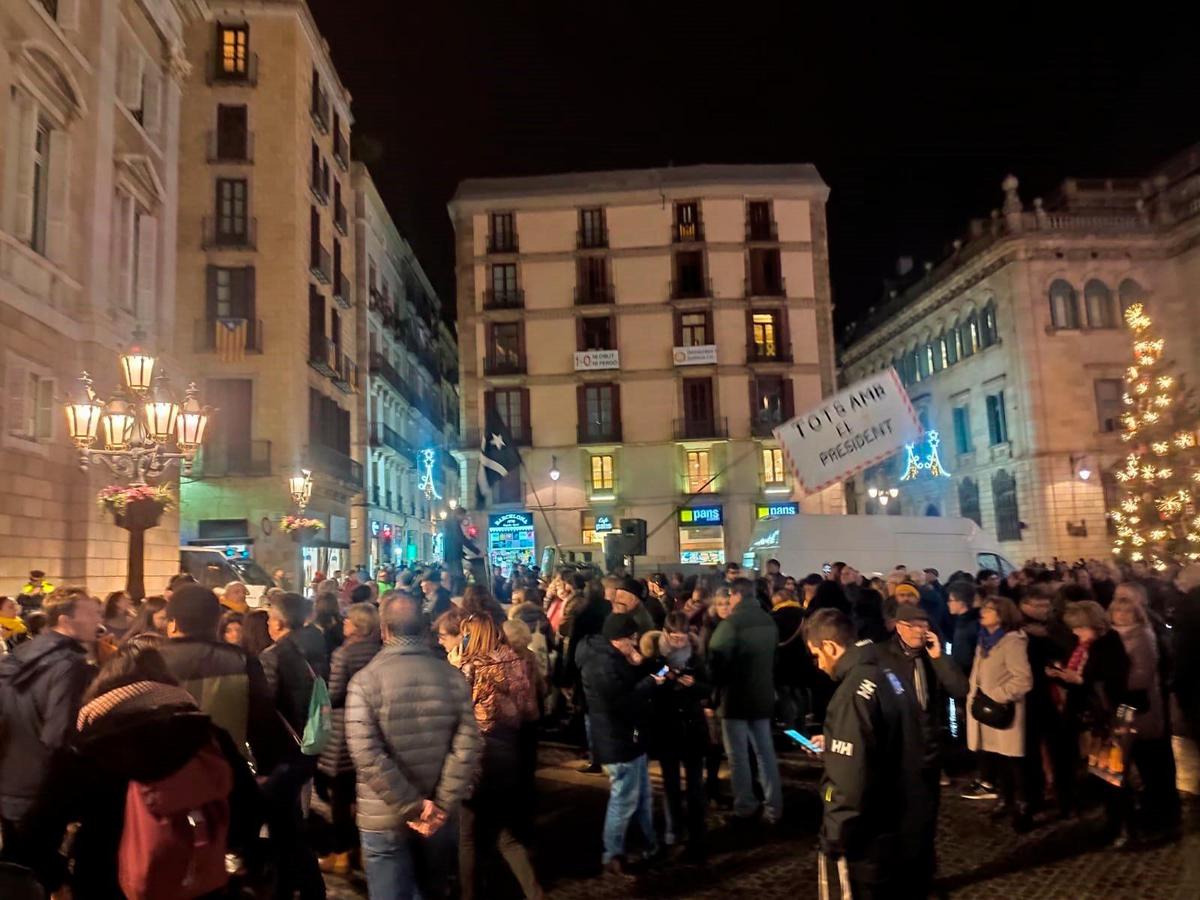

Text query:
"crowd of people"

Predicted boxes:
[[0, 553, 1196, 899]]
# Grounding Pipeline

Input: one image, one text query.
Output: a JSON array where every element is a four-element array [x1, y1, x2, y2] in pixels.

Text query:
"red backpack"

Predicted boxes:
[[117, 740, 234, 900]]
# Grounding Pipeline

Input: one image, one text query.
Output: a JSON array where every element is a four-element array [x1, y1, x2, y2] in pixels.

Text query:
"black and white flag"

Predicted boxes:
[[475, 401, 521, 508]]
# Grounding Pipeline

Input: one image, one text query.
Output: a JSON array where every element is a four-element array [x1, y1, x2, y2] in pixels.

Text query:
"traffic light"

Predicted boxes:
[[620, 518, 647, 556]]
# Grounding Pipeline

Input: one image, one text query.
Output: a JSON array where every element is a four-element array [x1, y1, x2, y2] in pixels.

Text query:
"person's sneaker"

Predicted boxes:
[[939, 773, 951, 787], [960, 781, 998, 801]]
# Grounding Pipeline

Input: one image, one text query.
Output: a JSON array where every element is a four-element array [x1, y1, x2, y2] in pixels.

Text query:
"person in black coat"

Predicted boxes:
[[0, 590, 99, 861], [810, 579, 850, 616], [770, 588, 813, 729], [946, 580, 982, 678]]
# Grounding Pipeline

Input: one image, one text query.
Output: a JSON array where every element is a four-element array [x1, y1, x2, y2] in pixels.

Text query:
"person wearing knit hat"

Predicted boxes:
[[612, 578, 655, 635], [894, 581, 922, 605]]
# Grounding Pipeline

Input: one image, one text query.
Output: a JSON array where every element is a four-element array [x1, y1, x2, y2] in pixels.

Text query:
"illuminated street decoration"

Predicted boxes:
[[901, 430, 951, 481], [419, 448, 442, 502]]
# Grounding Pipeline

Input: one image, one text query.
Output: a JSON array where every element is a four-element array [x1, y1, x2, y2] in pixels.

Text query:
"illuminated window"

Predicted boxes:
[[763, 447, 786, 485], [590, 454, 614, 492], [218, 25, 248, 75], [751, 312, 780, 358], [686, 449, 714, 493]]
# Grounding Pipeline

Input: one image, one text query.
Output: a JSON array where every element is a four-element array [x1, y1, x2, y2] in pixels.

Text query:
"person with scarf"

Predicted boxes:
[[639, 612, 710, 861], [964, 595, 1034, 831]]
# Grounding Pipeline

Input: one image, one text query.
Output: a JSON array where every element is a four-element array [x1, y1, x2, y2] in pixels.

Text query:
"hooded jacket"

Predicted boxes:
[[708, 599, 779, 720], [317, 635, 382, 777], [819, 641, 931, 871], [0, 631, 93, 821]]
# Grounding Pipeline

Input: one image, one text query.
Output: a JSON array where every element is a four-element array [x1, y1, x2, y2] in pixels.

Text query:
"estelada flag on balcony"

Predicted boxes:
[[773, 368, 921, 494], [476, 400, 521, 509], [215, 318, 247, 363]]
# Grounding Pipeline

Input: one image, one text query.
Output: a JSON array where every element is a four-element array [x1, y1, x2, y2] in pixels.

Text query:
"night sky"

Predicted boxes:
[[308, 1, 1197, 336]]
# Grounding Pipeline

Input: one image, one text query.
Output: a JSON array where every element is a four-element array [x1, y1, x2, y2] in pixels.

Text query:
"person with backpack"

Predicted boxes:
[[259, 593, 328, 900], [0, 588, 99, 864], [22, 641, 261, 899]]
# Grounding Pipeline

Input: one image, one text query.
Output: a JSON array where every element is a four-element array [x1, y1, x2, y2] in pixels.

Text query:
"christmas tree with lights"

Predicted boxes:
[[1110, 303, 1200, 571]]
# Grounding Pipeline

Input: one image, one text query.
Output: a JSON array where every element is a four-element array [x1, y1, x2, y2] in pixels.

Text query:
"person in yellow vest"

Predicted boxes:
[[19, 570, 53, 614]]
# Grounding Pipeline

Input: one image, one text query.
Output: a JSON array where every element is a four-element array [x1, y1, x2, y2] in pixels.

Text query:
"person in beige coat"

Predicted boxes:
[[966, 595, 1033, 831]]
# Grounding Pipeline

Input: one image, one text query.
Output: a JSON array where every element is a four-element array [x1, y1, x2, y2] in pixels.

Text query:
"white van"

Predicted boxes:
[[179, 548, 270, 607], [743, 514, 1016, 579]]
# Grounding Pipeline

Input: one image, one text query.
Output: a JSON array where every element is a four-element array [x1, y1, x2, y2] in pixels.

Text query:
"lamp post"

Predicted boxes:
[[64, 340, 211, 600], [289, 469, 314, 512]]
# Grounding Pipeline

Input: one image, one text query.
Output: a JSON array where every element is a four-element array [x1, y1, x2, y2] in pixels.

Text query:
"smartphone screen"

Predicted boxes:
[[655, 664, 670, 678], [785, 728, 822, 753]]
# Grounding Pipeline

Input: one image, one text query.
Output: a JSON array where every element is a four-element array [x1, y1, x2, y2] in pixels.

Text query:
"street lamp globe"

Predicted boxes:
[[142, 377, 180, 445], [119, 336, 156, 397], [448, 497, 458, 510], [878, 493, 891, 507], [175, 383, 211, 454], [867, 487, 879, 499], [100, 393, 136, 451], [64, 377, 103, 449], [549, 455, 561, 482]]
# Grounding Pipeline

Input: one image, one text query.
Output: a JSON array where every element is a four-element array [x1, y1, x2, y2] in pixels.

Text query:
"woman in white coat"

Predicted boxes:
[[966, 595, 1034, 831]]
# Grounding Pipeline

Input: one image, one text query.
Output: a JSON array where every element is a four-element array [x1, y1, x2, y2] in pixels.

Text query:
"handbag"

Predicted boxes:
[[971, 688, 1015, 730]]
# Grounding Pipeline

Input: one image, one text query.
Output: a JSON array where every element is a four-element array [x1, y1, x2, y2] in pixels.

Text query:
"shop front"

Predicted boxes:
[[678, 504, 725, 565], [488, 511, 536, 576], [301, 514, 351, 586]]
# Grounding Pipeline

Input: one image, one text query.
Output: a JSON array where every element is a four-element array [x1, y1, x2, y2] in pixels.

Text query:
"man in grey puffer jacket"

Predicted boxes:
[[346, 590, 481, 899]]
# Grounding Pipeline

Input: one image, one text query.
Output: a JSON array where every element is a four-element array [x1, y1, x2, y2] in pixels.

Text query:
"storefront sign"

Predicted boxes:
[[672, 344, 717, 366], [574, 350, 620, 371], [679, 505, 723, 526], [774, 368, 921, 493], [594, 514, 614, 533], [681, 549, 726, 565], [488, 511, 536, 573], [756, 502, 798, 519]]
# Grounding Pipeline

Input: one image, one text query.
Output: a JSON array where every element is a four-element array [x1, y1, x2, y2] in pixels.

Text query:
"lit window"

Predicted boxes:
[[752, 312, 778, 357], [590, 454, 614, 492], [763, 448, 786, 485], [218, 25, 248, 75], [686, 449, 713, 493]]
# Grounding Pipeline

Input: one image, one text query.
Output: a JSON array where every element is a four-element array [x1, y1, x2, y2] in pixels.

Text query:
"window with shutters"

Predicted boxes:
[[4, 355, 54, 450], [216, 178, 248, 241], [986, 391, 1009, 445], [489, 388, 529, 445], [952, 405, 972, 454], [488, 212, 516, 253], [590, 454, 615, 493], [218, 25, 249, 76], [112, 191, 155, 315], [679, 311, 709, 346], [992, 469, 1020, 542], [210, 266, 253, 319], [215, 105, 249, 160], [958, 477, 982, 526], [748, 248, 783, 295], [580, 383, 619, 442], [762, 447, 787, 485], [1094, 378, 1123, 432], [30, 121, 50, 255], [579, 208, 607, 249], [686, 449, 714, 494]]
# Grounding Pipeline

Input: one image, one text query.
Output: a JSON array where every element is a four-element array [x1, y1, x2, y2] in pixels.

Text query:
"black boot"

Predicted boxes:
[[1013, 802, 1033, 833]]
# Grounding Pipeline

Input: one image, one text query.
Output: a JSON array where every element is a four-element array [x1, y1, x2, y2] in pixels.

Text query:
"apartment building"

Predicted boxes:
[[840, 152, 1200, 561], [0, 0, 204, 593], [352, 163, 459, 570], [449, 165, 841, 572], [176, 1, 361, 585]]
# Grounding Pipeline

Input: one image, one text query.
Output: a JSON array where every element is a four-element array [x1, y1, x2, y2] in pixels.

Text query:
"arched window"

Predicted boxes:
[[958, 477, 981, 526], [965, 312, 981, 354], [1084, 279, 1115, 329], [1119, 278, 1146, 321], [992, 469, 1020, 542], [1049, 279, 1079, 329], [922, 341, 935, 376], [924, 503, 941, 517], [980, 302, 998, 347], [947, 322, 961, 364], [910, 346, 922, 383], [936, 332, 949, 370]]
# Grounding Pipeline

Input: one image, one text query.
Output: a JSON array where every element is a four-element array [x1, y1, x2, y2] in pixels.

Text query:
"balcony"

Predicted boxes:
[[751, 410, 787, 438], [192, 440, 272, 478], [310, 169, 329, 205], [206, 130, 254, 164], [206, 51, 259, 86], [310, 90, 331, 133], [333, 272, 352, 308], [673, 416, 728, 441], [308, 334, 338, 376], [577, 227, 608, 249], [334, 199, 348, 235], [672, 221, 704, 243], [746, 221, 779, 242], [333, 132, 349, 171], [310, 243, 331, 283], [747, 343, 793, 364], [202, 216, 256, 251], [193, 317, 263, 354], [370, 423, 415, 459], [483, 288, 524, 310], [333, 354, 358, 394], [484, 355, 526, 376], [574, 282, 614, 305], [306, 442, 362, 489], [487, 234, 518, 254], [745, 277, 787, 297], [670, 277, 712, 300], [577, 421, 623, 444]]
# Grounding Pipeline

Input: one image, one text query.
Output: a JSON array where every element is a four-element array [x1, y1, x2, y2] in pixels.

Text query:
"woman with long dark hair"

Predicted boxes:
[[119, 596, 167, 645], [240, 608, 273, 657]]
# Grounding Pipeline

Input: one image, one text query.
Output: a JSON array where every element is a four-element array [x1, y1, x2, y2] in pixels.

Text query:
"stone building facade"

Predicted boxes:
[[0, 0, 205, 594], [840, 150, 1200, 563], [352, 162, 459, 570], [175, 0, 361, 587], [449, 165, 841, 574]]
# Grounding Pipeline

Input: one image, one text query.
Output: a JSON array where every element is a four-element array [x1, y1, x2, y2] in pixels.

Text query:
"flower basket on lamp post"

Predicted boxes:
[[97, 485, 175, 601], [280, 515, 324, 544]]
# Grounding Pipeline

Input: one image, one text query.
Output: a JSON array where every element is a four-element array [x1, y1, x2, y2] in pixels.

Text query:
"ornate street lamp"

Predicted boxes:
[[119, 329, 157, 397], [289, 469, 314, 512], [867, 485, 899, 508]]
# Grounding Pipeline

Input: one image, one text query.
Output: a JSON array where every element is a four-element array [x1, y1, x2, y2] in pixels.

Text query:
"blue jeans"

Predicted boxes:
[[722, 718, 783, 820], [360, 824, 454, 900], [601, 755, 657, 864]]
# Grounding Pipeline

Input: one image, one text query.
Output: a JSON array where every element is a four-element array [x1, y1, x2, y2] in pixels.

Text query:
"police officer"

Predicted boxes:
[[804, 608, 935, 899]]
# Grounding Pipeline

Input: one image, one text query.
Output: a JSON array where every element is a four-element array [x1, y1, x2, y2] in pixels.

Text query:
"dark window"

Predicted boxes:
[[577, 256, 610, 303], [488, 322, 523, 372], [952, 405, 972, 454], [673, 251, 705, 298], [215, 105, 248, 159], [489, 212, 516, 252], [751, 374, 794, 435], [674, 201, 701, 241], [1118, 279, 1145, 319], [980, 303, 998, 346], [491, 263, 517, 295], [992, 469, 1020, 542], [495, 468, 522, 504], [205, 379, 252, 466], [308, 388, 350, 455], [683, 377, 714, 425], [215, 178, 247, 239], [579, 208, 606, 248], [958, 477, 982, 526], [1084, 279, 1116, 328], [579, 316, 614, 351], [986, 391, 1008, 445], [748, 248, 783, 295], [217, 24, 248, 75], [580, 383, 618, 441], [31, 121, 49, 254], [206, 265, 254, 319], [1094, 378, 1123, 432], [947, 326, 960, 365], [679, 311, 709, 346], [747, 201, 774, 240], [1049, 279, 1079, 329], [489, 388, 528, 443]]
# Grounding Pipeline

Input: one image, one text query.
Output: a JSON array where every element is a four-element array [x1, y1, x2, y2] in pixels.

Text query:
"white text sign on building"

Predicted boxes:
[[773, 368, 921, 493], [574, 350, 620, 371], [672, 345, 717, 366]]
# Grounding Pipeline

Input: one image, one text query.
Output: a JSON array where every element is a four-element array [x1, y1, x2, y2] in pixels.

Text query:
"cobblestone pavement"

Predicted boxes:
[[326, 743, 1200, 899]]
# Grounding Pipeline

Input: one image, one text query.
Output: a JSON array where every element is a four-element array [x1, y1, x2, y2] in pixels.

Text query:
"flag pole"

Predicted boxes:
[[519, 453, 562, 560]]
